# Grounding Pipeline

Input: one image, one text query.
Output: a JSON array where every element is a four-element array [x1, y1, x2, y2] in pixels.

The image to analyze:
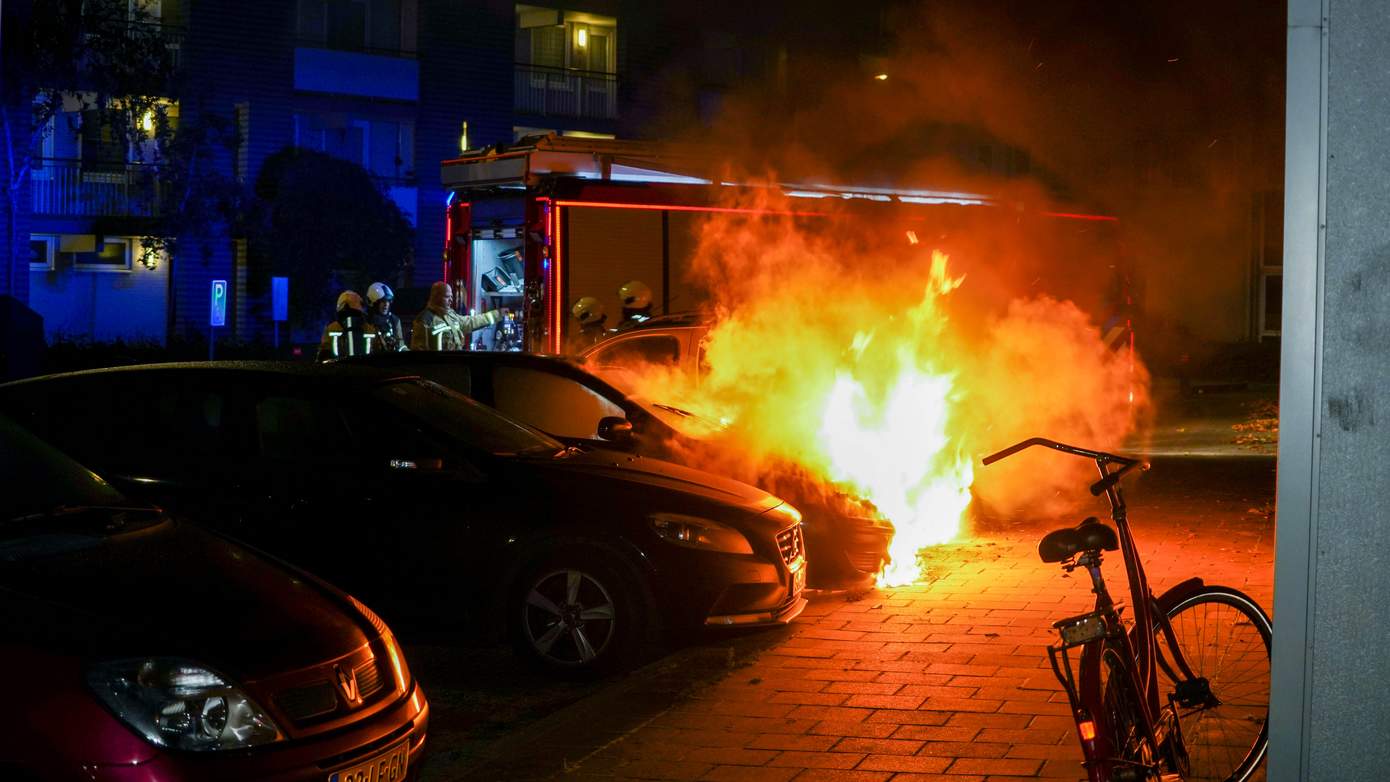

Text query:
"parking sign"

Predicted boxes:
[[210, 279, 227, 327], [271, 276, 289, 322]]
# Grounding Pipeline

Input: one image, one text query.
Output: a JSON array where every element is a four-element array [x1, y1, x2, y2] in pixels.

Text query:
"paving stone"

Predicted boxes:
[[766, 751, 864, 769], [943, 757, 1043, 776], [854, 754, 952, 774], [700, 766, 801, 782], [786, 770, 892, 782], [830, 737, 924, 756]]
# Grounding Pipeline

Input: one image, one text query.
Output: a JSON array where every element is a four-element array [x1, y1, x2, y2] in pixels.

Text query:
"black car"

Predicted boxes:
[[345, 351, 894, 587], [0, 414, 430, 781], [0, 363, 806, 674]]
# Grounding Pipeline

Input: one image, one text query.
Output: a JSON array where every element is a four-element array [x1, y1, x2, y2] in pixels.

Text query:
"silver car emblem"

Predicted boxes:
[[335, 664, 361, 705]]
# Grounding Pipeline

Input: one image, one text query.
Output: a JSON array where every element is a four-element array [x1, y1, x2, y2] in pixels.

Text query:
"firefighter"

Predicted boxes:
[[317, 290, 379, 361], [618, 280, 653, 326], [411, 281, 506, 351], [365, 282, 406, 352], [569, 295, 609, 350]]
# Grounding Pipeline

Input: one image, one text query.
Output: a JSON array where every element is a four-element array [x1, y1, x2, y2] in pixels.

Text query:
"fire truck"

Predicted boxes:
[[439, 133, 1122, 354]]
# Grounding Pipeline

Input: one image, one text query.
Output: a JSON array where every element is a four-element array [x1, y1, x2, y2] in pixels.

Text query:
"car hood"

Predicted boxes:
[[0, 518, 373, 681], [520, 448, 785, 515]]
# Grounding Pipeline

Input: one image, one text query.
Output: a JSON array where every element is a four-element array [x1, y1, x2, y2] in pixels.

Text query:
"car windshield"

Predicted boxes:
[[0, 414, 152, 531], [369, 378, 564, 456], [630, 397, 727, 440]]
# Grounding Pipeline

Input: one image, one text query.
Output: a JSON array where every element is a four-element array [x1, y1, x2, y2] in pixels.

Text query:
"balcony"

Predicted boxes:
[[514, 64, 618, 121], [31, 158, 162, 218], [129, 21, 185, 70]]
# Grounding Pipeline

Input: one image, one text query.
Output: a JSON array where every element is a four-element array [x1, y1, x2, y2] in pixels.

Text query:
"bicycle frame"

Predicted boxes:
[[983, 438, 1205, 781]]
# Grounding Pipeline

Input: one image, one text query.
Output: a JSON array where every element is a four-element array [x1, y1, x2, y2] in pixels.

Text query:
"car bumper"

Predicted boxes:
[[804, 514, 894, 583], [705, 592, 808, 626], [651, 542, 807, 628], [84, 681, 429, 782]]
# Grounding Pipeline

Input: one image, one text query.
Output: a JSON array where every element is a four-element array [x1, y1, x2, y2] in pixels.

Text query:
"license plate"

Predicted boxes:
[[328, 740, 408, 782], [791, 564, 806, 595]]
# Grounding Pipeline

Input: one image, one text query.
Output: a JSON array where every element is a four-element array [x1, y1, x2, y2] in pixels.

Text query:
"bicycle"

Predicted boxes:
[[982, 438, 1272, 782]]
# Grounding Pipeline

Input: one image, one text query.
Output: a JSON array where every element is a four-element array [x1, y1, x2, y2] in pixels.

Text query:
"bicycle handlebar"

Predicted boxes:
[[1089, 459, 1146, 496], [982, 437, 1136, 466], [982, 437, 1148, 495]]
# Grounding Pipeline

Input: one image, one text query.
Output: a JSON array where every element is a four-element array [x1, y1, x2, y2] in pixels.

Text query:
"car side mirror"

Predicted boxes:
[[596, 416, 635, 446]]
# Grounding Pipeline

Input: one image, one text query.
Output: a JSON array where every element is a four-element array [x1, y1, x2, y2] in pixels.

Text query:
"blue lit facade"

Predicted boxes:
[[13, 0, 632, 345]]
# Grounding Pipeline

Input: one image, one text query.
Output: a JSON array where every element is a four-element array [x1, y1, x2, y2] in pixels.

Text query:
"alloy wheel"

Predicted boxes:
[[521, 569, 617, 666]]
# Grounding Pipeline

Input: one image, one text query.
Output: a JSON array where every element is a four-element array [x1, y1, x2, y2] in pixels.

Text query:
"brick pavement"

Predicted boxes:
[[553, 466, 1275, 782]]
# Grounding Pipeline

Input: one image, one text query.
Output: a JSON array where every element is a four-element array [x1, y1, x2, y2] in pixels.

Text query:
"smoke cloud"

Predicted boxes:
[[600, 2, 1279, 569]]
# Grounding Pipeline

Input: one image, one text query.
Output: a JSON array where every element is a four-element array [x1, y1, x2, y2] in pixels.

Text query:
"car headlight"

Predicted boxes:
[[649, 513, 754, 555], [87, 658, 283, 751]]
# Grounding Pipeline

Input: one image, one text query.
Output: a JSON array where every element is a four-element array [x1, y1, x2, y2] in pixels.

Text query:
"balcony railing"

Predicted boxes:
[[513, 64, 618, 120], [30, 158, 162, 218]]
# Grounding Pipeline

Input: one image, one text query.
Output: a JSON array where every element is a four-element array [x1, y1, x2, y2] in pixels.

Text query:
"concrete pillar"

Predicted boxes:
[[1272, 0, 1390, 778]]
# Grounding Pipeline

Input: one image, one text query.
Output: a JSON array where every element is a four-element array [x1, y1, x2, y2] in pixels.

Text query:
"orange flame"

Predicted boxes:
[[594, 198, 1148, 587]]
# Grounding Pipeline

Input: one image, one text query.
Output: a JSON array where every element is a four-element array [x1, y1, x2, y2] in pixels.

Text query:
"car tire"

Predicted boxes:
[[509, 545, 660, 676]]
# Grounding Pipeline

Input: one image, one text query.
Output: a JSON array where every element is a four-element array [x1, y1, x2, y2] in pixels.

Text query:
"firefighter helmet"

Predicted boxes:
[[619, 280, 652, 310], [366, 282, 394, 305], [571, 296, 606, 326], [336, 290, 365, 313]]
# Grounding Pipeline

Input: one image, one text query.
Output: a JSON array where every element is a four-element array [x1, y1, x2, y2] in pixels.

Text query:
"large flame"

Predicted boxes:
[[810, 253, 974, 584], [591, 201, 1147, 587]]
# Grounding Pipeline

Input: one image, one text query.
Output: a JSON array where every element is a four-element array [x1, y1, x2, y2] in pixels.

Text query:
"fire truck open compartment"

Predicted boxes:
[[440, 133, 1117, 354]]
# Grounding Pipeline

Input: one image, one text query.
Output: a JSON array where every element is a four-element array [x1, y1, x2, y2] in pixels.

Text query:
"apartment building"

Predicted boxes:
[[16, 0, 633, 344]]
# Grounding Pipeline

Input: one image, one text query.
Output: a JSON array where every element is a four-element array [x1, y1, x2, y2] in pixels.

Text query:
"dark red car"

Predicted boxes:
[[0, 415, 428, 781]]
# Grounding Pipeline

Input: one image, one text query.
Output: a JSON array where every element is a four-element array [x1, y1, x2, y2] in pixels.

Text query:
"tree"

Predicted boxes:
[[2, 0, 175, 294], [248, 148, 414, 328], [137, 101, 245, 271]]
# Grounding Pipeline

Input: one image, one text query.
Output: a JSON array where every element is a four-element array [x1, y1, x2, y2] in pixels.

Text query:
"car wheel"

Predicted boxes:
[[510, 547, 658, 675]]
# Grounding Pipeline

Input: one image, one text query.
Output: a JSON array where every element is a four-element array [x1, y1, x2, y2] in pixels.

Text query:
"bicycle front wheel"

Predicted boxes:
[[1156, 586, 1272, 782]]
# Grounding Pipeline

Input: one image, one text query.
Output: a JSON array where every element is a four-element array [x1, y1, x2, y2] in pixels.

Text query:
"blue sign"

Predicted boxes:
[[271, 276, 289, 322], [210, 279, 227, 327]]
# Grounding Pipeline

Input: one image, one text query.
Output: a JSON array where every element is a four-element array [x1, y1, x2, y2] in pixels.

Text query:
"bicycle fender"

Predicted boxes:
[[1154, 577, 1207, 612]]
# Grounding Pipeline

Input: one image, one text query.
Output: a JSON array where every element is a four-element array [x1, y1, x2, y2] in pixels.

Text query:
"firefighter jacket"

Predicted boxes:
[[368, 310, 407, 352], [410, 306, 502, 351], [317, 308, 379, 360]]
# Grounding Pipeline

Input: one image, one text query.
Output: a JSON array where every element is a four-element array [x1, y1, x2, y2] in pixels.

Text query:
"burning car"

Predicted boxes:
[[0, 413, 429, 781], [0, 363, 807, 675], [345, 350, 893, 587]]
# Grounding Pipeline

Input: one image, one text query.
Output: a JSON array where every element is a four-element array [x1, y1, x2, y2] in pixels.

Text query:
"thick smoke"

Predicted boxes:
[[605, 2, 1278, 552]]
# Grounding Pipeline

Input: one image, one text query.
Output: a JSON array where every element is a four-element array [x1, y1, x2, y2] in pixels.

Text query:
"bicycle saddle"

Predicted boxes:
[[1038, 516, 1119, 563]]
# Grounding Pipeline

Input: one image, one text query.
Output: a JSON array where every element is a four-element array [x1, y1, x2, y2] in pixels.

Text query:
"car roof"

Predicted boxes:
[[344, 350, 578, 372], [611, 311, 709, 332], [342, 351, 635, 403], [0, 360, 410, 391]]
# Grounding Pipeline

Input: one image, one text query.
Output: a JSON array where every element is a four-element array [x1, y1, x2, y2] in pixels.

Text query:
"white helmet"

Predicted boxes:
[[571, 296, 606, 325], [366, 282, 394, 305], [619, 280, 652, 310]]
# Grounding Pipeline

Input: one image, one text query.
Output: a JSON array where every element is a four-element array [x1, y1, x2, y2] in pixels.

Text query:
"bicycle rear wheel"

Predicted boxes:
[[1097, 644, 1152, 776], [1156, 586, 1272, 782]]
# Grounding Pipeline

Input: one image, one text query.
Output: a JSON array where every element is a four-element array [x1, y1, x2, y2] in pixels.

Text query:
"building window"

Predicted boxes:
[[297, 0, 415, 55], [294, 112, 415, 183], [64, 237, 134, 272], [1260, 271, 1282, 336], [515, 5, 617, 74], [1253, 190, 1283, 339], [29, 236, 56, 270]]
